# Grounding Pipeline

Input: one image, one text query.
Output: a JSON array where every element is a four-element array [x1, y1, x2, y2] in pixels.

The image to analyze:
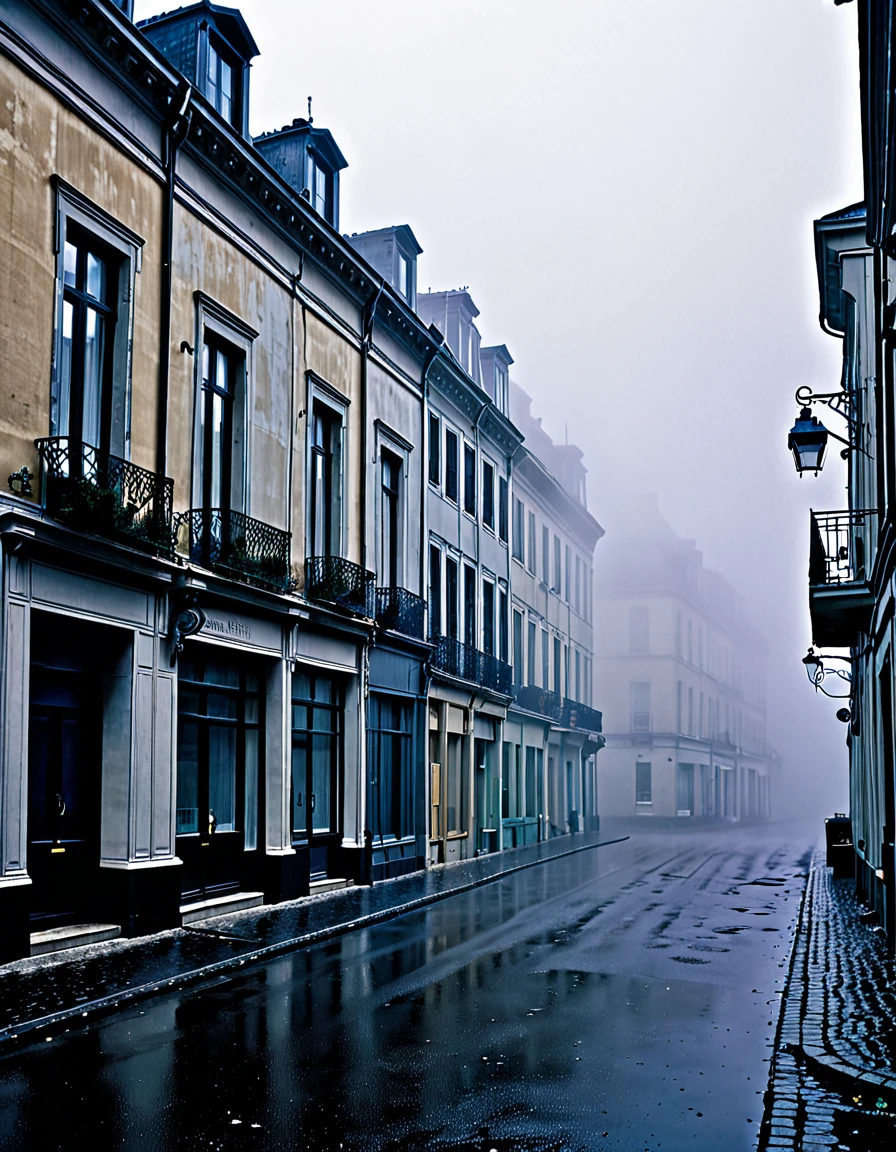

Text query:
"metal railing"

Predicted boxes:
[[430, 636, 512, 694], [512, 684, 563, 720], [177, 508, 292, 592], [562, 698, 603, 733], [375, 586, 426, 639], [305, 555, 375, 616], [809, 509, 876, 587], [35, 437, 174, 556]]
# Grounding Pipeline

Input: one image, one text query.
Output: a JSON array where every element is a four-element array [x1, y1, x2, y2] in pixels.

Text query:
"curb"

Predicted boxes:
[[0, 833, 629, 1050], [760, 852, 896, 1150]]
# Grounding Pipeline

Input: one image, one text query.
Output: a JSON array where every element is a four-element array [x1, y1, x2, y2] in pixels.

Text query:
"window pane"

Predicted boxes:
[[58, 300, 74, 438], [86, 251, 105, 301], [311, 733, 332, 832], [176, 719, 199, 834], [292, 735, 307, 836], [208, 725, 237, 832], [207, 692, 238, 720], [63, 240, 78, 287], [81, 308, 104, 448], [244, 728, 258, 851], [219, 59, 233, 121]]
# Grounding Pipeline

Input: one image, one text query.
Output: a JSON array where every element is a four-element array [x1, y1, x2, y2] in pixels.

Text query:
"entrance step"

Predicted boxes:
[[309, 877, 353, 894], [179, 891, 264, 925], [30, 923, 122, 957]]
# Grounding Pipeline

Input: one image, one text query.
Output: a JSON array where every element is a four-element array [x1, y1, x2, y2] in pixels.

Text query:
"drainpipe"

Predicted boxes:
[[156, 81, 192, 479], [360, 279, 386, 573]]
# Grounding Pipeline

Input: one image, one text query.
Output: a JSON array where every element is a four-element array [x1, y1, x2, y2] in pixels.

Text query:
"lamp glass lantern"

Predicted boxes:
[[788, 407, 829, 476]]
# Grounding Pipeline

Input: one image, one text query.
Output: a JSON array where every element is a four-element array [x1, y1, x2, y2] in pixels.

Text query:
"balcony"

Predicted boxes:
[[305, 556, 375, 616], [431, 636, 512, 695], [808, 509, 875, 646], [512, 684, 563, 721], [375, 587, 426, 640], [177, 508, 292, 592], [562, 698, 603, 734], [35, 437, 174, 557]]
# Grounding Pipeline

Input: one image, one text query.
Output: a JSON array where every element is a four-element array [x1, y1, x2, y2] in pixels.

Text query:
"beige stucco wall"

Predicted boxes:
[[0, 55, 162, 486]]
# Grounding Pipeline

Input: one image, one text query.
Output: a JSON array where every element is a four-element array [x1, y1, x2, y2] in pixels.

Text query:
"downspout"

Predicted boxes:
[[156, 80, 193, 479], [360, 279, 386, 573]]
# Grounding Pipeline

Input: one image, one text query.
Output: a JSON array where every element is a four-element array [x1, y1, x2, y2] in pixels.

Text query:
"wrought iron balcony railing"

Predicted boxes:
[[305, 556, 375, 616], [177, 508, 292, 592], [512, 684, 563, 720], [562, 698, 603, 734], [431, 636, 512, 695], [375, 586, 426, 639], [35, 437, 174, 556], [809, 509, 876, 587]]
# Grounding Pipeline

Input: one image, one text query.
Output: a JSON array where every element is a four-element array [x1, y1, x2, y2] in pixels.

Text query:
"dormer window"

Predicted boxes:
[[495, 365, 508, 411], [397, 252, 409, 300], [307, 153, 330, 218], [206, 36, 235, 122]]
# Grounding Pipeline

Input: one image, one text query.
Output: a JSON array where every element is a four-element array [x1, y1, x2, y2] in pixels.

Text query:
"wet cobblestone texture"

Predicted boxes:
[[760, 852, 896, 1150]]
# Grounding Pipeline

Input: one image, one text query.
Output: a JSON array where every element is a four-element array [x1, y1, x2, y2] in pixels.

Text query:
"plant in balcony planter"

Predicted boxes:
[[50, 476, 137, 537]]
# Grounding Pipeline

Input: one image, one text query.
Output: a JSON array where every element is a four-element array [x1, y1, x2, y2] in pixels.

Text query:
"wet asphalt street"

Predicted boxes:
[[0, 824, 814, 1152]]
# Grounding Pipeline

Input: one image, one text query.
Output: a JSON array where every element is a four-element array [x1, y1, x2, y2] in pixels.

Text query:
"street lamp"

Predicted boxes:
[[802, 647, 852, 698], [788, 408, 829, 476], [787, 386, 859, 476]]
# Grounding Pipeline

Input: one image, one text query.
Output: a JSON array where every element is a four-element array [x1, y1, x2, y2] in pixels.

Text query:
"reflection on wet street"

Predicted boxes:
[[0, 824, 814, 1151]]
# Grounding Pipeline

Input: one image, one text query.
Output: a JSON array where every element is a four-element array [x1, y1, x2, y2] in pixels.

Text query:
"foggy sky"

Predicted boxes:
[[134, 0, 863, 814]]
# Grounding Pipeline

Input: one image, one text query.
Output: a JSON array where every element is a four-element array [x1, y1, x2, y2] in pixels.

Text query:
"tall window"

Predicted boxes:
[[512, 498, 525, 560], [310, 403, 341, 556], [527, 619, 536, 685], [429, 544, 442, 638], [463, 443, 476, 517], [446, 557, 459, 638], [59, 228, 117, 453], [380, 449, 402, 587], [498, 477, 508, 542], [575, 649, 581, 702], [206, 37, 235, 123], [512, 609, 523, 686], [464, 564, 476, 647], [553, 535, 561, 592], [200, 336, 239, 512], [482, 460, 495, 529], [575, 557, 582, 613], [445, 429, 459, 503], [397, 252, 409, 300], [541, 629, 550, 690], [629, 606, 649, 654], [636, 762, 652, 804], [499, 587, 509, 663], [482, 579, 495, 655], [428, 414, 441, 485], [631, 682, 651, 732], [542, 526, 550, 583], [527, 511, 536, 573], [564, 545, 571, 601], [553, 636, 562, 696]]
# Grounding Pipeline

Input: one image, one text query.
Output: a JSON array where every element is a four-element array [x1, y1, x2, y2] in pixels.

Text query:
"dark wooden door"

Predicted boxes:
[[27, 669, 100, 928]]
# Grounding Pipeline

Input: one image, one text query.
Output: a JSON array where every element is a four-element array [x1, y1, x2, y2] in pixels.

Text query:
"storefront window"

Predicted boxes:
[[175, 651, 260, 840], [367, 694, 413, 841]]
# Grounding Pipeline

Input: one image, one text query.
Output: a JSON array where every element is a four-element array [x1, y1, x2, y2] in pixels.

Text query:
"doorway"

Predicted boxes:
[[291, 669, 341, 878], [28, 615, 103, 929], [175, 648, 262, 901]]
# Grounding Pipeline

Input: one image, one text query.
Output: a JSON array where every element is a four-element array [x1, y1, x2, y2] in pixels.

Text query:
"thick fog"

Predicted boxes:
[[133, 0, 862, 816]]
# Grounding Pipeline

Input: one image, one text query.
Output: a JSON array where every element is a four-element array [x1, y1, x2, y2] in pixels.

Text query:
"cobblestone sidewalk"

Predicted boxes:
[[760, 852, 896, 1150]]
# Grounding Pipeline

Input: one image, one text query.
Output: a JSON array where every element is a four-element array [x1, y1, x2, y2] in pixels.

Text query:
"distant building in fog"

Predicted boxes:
[[594, 496, 774, 822]]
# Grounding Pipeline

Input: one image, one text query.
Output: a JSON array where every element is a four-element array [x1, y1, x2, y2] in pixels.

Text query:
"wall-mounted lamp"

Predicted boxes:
[[7, 467, 33, 498], [787, 386, 861, 476], [802, 646, 852, 698]]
